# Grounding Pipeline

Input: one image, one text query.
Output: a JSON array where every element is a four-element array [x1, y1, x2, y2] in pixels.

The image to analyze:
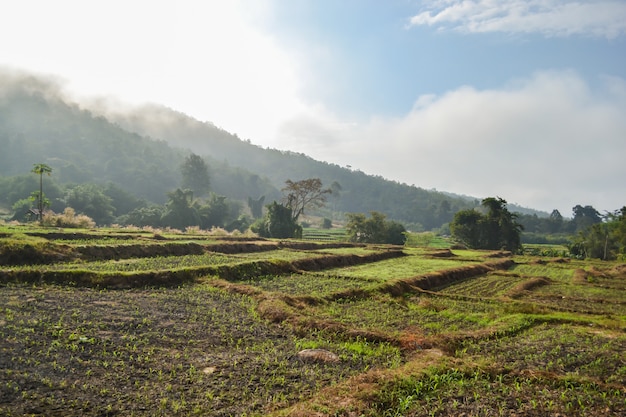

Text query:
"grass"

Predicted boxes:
[[320, 255, 464, 282], [439, 272, 526, 297], [241, 272, 379, 298], [1, 224, 625, 416]]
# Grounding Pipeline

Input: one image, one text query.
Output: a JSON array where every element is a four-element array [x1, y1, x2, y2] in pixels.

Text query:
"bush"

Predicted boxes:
[[42, 207, 96, 228], [346, 211, 407, 245]]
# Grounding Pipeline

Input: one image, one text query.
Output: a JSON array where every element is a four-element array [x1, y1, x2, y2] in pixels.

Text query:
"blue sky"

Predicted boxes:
[[1, 0, 625, 215], [267, 1, 624, 117]]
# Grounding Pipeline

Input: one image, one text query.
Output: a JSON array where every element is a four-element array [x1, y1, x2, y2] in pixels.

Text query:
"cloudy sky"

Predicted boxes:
[[1, 0, 625, 216]]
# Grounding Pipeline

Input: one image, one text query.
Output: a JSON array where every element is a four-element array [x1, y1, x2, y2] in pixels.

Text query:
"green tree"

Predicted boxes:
[[251, 202, 301, 239], [247, 195, 265, 219], [346, 211, 406, 244], [0, 174, 61, 211], [118, 205, 164, 227], [548, 209, 564, 234], [571, 204, 602, 233], [63, 183, 116, 225], [449, 209, 483, 248], [450, 197, 523, 252], [104, 183, 144, 217], [385, 220, 408, 245], [571, 206, 626, 260], [481, 197, 523, 252], [11, 198, 39, 222], [282, 178, 332, 222], [161, 188, 200, 230], [31, 163, 52, 224], [197, 193, 231, 229], [181, 153, 210, 197]]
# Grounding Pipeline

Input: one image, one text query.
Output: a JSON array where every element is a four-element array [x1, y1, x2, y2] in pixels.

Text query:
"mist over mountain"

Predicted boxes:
[[0, 71, 547, 229]]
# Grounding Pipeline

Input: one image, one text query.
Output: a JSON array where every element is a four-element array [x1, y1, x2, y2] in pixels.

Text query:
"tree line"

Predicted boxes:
[[450, 197, 626, 260]]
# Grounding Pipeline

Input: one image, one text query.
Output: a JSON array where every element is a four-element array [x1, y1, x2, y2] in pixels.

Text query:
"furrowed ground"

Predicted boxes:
[[1, 225, 625, 416]]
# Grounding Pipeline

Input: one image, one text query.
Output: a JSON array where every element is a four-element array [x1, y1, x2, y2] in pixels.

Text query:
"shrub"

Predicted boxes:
[[42, 207, 96, 228]]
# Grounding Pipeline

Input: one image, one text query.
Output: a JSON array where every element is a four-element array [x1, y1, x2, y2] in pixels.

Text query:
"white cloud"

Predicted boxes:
[[279, 71, 626, 214], [409, 0, 626, 39]]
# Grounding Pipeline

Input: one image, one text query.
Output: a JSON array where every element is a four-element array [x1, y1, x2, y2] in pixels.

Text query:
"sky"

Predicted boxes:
[[1, 0, 625, 216]]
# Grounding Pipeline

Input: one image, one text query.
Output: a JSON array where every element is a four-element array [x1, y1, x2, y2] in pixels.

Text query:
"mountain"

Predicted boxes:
[[0, 72, 546, 228], [93, 103, 483, 229]]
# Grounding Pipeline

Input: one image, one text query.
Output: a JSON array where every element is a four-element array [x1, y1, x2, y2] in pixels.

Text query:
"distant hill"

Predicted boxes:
[[0, 72, 547, 228]]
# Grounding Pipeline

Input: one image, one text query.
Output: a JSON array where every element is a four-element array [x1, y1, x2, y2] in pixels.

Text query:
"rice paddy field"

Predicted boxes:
[[1, 224, 625, 416]]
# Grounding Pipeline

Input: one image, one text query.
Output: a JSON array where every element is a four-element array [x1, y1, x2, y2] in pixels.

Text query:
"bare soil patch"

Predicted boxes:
[[0, 284, 395, 417]]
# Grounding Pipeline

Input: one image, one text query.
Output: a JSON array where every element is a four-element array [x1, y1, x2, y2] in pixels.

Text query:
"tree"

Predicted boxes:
[[161, 188, 200, 230], [329, 181, 342, 215], [247, 195, 265, 219], [548, 209, 564, 234], [197, 193, 231, 229], [346, 211, 406, 244], [251, 201, 301, 239], [11, 198, 39, 222], [63, 183, 116, 225], [31, 163, 52, 224], [119, 205, 164, 227], [180, 153, 210, 197], [282, 178, 331, 222], [570, 206, 626, 260], [104, 183, 144, 217], [481, 197, 523, 252], [572, 204, 602, 233], [449, 209, 483, 248], [450, 197, 523, 252]]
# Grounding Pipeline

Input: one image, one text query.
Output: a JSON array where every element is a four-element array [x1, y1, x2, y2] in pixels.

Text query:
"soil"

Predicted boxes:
[[0, 284, 392, 417]]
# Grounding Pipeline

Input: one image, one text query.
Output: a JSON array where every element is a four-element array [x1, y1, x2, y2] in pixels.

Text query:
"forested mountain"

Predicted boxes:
[[0, 74, 544, 229]]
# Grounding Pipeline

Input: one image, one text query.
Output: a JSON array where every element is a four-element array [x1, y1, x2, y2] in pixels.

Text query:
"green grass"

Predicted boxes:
[[302, 227, 347, 242], [439, 273, 526, 297], [320, 255, 464, 282], [305, 294, 501, 337], [404, 232, 452, 248], [511, 263, 576, 282], [241, 273, 378, 297], [9, 252, 236, 272], [457, 322, 626, 384]]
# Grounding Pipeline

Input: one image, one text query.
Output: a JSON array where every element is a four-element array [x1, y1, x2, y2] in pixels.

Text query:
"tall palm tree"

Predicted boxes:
[[31, 163, 52, 224]]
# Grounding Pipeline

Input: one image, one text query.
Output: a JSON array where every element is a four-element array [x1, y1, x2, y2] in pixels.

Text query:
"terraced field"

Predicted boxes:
[[1, 225, 625, 416]]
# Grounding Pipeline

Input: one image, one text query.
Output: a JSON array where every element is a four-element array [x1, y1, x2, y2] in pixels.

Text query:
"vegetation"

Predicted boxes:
[[282, 178, 332, 223], [1, 73, 625, 415], [31, 163, 52, 224], [1, 77, 617, 242], [2, 224, 623, 416], [0, 76, 534, 231], [570, 206, 626, 260], [346, 211, 407, 245], [253, 179, 333, 239], [180, 153, 210, 198], [450, 197, 523, 252]]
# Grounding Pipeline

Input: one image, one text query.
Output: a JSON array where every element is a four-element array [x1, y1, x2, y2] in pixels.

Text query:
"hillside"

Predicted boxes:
[[97, 103, 490, 229], [0, 73, 545, 228]]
